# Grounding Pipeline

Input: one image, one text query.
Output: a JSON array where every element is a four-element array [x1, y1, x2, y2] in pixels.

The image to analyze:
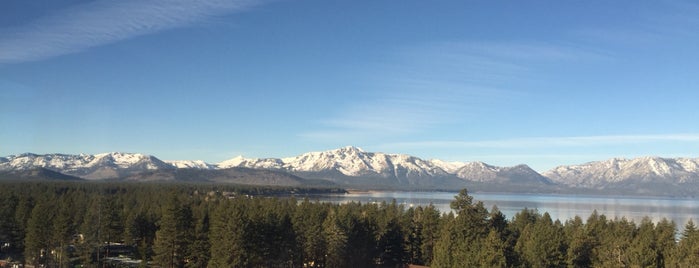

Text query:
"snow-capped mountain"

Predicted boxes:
[[165, 160, 216, 169], [544, 156, 699, 188], [214, 146, 547, 186], [455, 162, 501, 182], [429, 159, 466, 173], [0, 152, 172, 180], [0, 147, 551, 187], [284, 146, 449, 178], [216, 146, 453, 182], [4, 148, 698, 194], [217, 156, 284, 170], [454, 162, 553, 184]]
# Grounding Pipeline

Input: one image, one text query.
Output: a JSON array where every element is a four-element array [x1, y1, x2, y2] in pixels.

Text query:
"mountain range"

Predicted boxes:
[[2, 146, 699, 196]]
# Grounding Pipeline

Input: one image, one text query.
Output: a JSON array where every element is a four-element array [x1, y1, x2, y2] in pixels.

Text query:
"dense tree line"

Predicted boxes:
[[0, 182, 698, 267]]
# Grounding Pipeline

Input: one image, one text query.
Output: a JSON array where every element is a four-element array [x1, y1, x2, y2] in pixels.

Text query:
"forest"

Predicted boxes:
[[1, 182, 698, 268]]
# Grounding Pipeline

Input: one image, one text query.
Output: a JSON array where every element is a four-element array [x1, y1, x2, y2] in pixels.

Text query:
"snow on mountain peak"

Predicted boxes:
[[4, 148, 697, 189], [335, 146, 365, 153], [217, 156, 284, 170], [166, 160, 214, 169], [429, 159, 466, 173], [544, 156, 699, 186], [0, 152, 172, 180]]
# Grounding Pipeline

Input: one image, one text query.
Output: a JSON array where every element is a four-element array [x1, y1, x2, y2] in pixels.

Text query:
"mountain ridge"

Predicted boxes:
[[2, 147, 699, 194]]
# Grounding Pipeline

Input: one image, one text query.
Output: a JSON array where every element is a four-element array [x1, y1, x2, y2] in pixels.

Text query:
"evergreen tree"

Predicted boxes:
[[208, 200, 248, 267], [673, 219, 699, 267], [584, 210, 606, 266], [565, 217, 593, 268], [323, 207, 348, 268], [655, 218, 676, 267], [13, 194, 35, 258], [433, 189, 490, 267], [52, 196, 76, 268], [0, 194, 21, 258], [377, 218, 406, 266], [418, 204, 440, 266], [186, 208, 210, 268], [683, 219, 698, 240], [507, 208, 541, 266], [432, 212, 455, 268], [342, 203, 377, 268], [100, 196, 125, 260], [124, 210, 157, 262], [477, 229, 507, 268], [78, 194, 102, 265], [515, 212, 566, 268], [595, 217, 634, 267], [24, 198, 55, 267], [153, 194, 194, 268], [406, 205, 440, 266], [376, 201, 407, 266], [567, 227, 594, 267], [628, 217, 658, 267], [294, 199, 327, 267]]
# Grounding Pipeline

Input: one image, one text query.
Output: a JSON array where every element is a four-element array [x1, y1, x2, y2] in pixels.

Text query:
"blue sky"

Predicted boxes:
[[2, 0, 699, 171]]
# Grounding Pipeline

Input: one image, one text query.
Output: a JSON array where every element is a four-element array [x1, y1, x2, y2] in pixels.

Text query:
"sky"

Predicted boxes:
[[2, 0, 699, 172]]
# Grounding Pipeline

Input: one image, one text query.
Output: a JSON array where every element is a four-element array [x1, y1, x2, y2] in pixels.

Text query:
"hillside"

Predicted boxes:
[[2, 148, 699, 195]]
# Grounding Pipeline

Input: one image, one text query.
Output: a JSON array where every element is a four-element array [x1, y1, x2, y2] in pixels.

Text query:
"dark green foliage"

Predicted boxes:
[[672, 219, 699, 266], [293, 199, 329, 267], [153, 193, 195, 268], [0, 194, 22, 258], [406, 204, 441, 266], [565, 216, 593, 268], [515, 212, 567, 267], [24, 198, 54, 266], [0, 183, 690, 268], [433, 189, 492, 267]]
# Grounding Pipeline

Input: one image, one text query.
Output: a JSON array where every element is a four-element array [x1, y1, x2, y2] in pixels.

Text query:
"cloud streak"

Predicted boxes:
[[379, 134, 699, 150], [301, 41, 606, 142], [0, 0, 261, 63]]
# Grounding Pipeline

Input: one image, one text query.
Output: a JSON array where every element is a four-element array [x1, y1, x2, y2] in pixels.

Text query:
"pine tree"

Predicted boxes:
[[153, 194, 194, 268], [0, 194, 21, 257], [655, 218, 676, 267], [293, 199, 327, 267], [566, 224, 593, 268], [628, 217, 658, 267], [432, 212, 455, 268], [208, 199, 248, 267], [13, 194, 35, 258], [186, 206, 210, 268], [124, 210, 157, 261], [52, 197, 76, 268], [515, 212, 566, 268], [434, 189, 490, 267], [377, 218, 406, 266], [376, 201, 407, 266], [323, 208, 348, 268], [595, 217, 634, 267], [418, 204, 440, 266], [478, 229, 507, 268], [683, 219, 698, 240], [673, 219, 699, 267], [24, 198, 54, 267]]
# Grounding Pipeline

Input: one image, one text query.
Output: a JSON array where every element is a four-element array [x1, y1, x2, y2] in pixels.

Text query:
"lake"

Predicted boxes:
[[309, 191, 699, 228]]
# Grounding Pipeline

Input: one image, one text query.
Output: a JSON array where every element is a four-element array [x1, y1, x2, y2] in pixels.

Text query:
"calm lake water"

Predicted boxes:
[[310, 191, 699, 228]]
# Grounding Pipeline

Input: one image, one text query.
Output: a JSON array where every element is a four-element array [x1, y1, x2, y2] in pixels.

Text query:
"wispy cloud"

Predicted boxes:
[[573, 1, 699, 48], [301, 41, 606, 142], [0, 0, 261, 63], [379, 134, 699, 150]]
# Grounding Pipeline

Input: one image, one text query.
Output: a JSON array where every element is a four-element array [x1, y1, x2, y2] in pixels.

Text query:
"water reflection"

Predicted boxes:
[[310, 191, 699, 227]]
